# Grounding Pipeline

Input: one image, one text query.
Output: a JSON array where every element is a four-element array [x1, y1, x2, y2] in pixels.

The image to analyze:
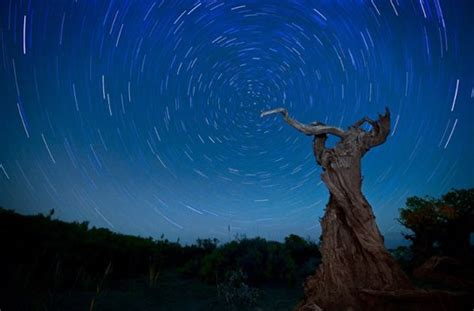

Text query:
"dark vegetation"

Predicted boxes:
[[392, 188, 474, 296], [1, 188, 472, 310], [0, 208, 318, 310], [397, 188, 473, 266]]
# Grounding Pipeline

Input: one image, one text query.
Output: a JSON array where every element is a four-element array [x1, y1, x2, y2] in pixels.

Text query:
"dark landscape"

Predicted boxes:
[[1, 188, 472, 310]]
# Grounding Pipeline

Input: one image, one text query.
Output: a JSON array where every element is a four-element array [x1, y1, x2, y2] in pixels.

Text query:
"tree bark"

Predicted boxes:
[[262, 108, 413, 310]]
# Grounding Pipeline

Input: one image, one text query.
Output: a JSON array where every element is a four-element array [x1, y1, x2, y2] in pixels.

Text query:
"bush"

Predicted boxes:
[[399, 188, 474, 264], [217, 269, 259, 310], [199, 236, 320, 285], [0, 207, 322, 297]]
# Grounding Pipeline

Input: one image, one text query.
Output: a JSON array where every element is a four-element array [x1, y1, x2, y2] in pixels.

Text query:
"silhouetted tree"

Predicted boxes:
[[399, 188, 474, 264]]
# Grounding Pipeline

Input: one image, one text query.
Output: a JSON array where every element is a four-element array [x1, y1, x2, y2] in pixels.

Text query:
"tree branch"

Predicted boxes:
[[313, 134, 327, 166], [261, 107, 346, 138], [361, 107, 391, 148], [353, 117, 379, 131]]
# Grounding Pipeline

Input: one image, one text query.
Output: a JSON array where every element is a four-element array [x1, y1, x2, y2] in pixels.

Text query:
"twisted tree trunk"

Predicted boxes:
[[261, 108, 413, 310]]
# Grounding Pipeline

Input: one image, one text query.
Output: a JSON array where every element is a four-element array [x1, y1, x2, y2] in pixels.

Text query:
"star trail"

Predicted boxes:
[[0, 0, 472, 244]]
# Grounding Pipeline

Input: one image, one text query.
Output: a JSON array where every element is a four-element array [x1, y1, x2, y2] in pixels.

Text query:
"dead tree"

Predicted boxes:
[[261, 107, 413, 310]]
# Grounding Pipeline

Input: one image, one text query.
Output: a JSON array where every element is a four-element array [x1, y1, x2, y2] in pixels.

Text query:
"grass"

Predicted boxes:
[[43, 270, 302, 311]]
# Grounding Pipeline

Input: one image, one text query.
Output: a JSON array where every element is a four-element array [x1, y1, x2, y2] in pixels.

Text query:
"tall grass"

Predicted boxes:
[[89, 261, 113, 311]]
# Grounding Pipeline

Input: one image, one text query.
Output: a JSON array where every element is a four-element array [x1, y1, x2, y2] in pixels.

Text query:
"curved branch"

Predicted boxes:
[[260, 107, 288, 118], [353, 117, 379, 131], [261, 107, 346, 138], [313, 134, 328, 166], [361, 107, 391, 148]]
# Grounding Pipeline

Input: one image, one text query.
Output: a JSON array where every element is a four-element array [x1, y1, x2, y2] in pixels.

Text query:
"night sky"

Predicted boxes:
[[1, 0, 473, 245]]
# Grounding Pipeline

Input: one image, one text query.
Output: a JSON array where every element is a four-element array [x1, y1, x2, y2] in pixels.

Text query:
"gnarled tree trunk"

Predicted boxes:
[[261, 108, 413, 310]]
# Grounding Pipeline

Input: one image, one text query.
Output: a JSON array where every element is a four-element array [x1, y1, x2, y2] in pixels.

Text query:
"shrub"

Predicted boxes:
[[217, 269, 259, 310]]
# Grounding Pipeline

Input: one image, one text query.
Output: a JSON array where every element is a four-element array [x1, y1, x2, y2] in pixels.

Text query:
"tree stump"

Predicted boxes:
[[262, 108, 413, 310]]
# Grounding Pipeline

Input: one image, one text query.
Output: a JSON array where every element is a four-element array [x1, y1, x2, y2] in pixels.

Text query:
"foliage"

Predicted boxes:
[[199, 235, 320, 285], [0, 207, 208, 293], [0, 206, 321, 305], [399, 188, 474, 264], [390, 246, 414, 271], [217, 269, 259, 310], [285, 234, 321, 265]]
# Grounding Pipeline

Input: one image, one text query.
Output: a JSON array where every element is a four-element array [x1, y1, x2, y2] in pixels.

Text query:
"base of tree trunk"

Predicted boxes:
[[295, 288, 470, 311], [294, 192, 413, 310]]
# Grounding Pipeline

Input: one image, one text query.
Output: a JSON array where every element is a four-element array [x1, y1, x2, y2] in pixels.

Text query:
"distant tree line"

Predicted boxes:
[[182, 234, 321, 285], [0, 207, 320, 298]]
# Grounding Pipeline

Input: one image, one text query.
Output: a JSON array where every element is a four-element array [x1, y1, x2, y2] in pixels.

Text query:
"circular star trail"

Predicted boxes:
[[0, 0, 472, 244]]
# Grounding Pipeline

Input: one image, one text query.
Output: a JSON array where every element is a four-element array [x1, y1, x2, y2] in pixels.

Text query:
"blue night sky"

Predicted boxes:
[[0, 0, 473, 245]]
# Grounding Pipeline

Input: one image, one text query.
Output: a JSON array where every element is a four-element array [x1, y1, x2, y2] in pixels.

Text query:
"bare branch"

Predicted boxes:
[[261, 107, 346, 138], [353, 116, 378, 130], [260, 107, 288, 118], [313, 134, 328, 166], [361, 107, 391, 148]]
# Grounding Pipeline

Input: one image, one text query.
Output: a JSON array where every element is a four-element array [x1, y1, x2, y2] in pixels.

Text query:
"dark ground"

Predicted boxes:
[[4, 270, 301, 311]]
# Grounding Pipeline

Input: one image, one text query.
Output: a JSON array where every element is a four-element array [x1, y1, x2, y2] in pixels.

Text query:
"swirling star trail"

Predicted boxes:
[[0, 0, 472, 244]]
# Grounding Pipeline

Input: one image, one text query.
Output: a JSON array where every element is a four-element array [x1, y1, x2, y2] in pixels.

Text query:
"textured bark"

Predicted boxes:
[[358, 288, 470, 311], [262, 108, 413, 310]]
